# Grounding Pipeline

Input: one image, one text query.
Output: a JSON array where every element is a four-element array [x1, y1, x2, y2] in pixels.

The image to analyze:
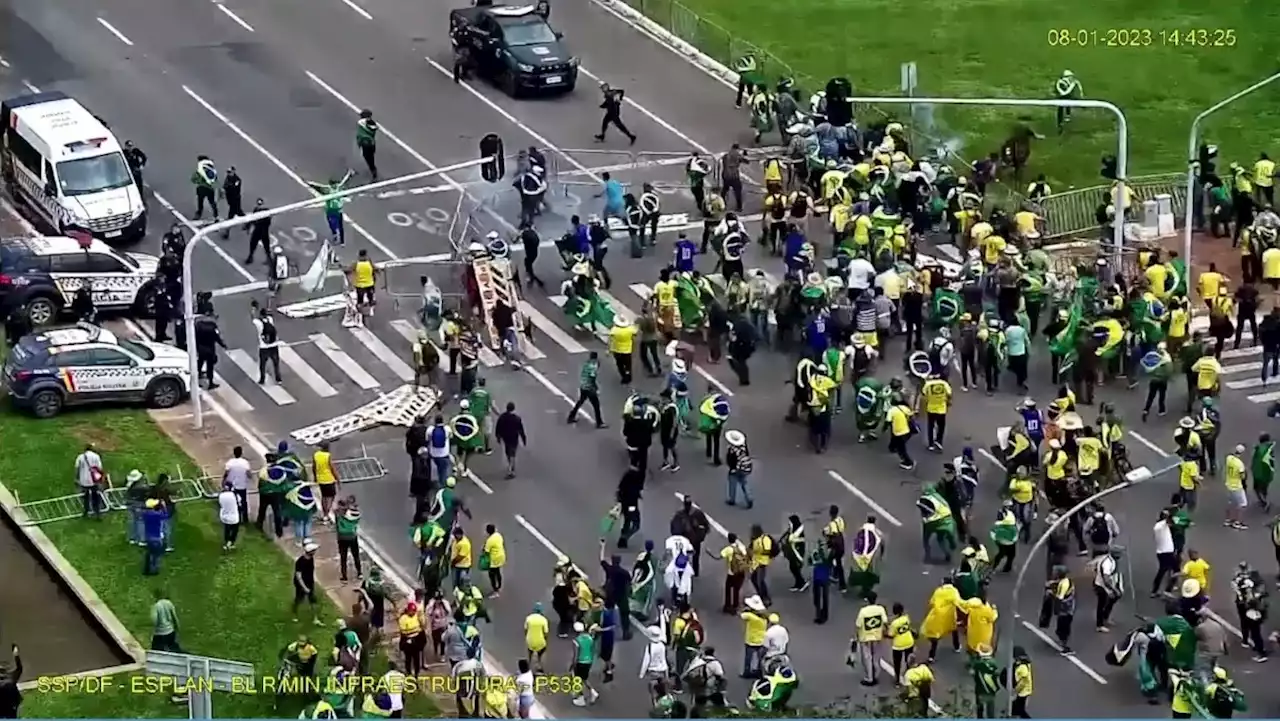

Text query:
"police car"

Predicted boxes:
[[450, 4, 577, 96], [0, 235, 162, 326], [3, 322, 190, 418]]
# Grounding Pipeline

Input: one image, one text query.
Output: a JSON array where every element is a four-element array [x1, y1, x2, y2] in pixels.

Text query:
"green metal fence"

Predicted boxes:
[[1031, 173, 1184, 240]]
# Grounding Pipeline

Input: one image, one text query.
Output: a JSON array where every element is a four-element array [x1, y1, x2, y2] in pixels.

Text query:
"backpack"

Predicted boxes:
[[260, 320, 277, 345], [766, 535, 781, 558]]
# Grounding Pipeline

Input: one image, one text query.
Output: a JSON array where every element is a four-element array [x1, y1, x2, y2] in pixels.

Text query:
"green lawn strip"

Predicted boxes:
[[0, 406, 438, 717], [648, 0, 1279, 191]]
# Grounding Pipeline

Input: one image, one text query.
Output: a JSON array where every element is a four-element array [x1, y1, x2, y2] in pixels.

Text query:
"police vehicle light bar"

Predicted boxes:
[[64, 138, 108, 152], [489, 5, 536, 15]]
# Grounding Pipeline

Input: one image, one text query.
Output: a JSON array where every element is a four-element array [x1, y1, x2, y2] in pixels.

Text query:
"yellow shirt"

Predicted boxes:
[[888, 614, 915, 650], [1077, 437, 1103, 474], [1225, 455, 1246, 492], [970, 221, 993, 244], [1168, 308, 1189, 338], [719, 542, 748, 575], [1179, 460, 1200, 491], [1256, 158, 1276, 187], [452, 536, 473, 569], [921, 379, 952, 415], [398, 612, 423, 637], [963, 599, 997, 651], [1198, 271, 1223, 301], [1265, 248, 1280, 280], [1182, 558, 1210, 593], [750, 535, 773, 569], [313, 450, 336, 484], [887, 405, 912, 437], [483, 533, 506, 568], [853, 215, 873, 246], [1044, 450, 1068, 481], [856, 604, 889, 642], [573, 579, 593, 612], [983, 235, 1007, 265], [608, 325, 637, 354], [904, 665, 934, 697], [881, 273, 903, 300], [1192, 356, 1222, 390], [1014, 211, 1039, 236], [1010, 478, 1036, 504], [524, 612, 549, 652], [655, 280, 677, 307], [353, 260, 376, 289], [741, 611, 768, 646], [1014, 662, 1033, 697], [1145, 264, 1168, 295]]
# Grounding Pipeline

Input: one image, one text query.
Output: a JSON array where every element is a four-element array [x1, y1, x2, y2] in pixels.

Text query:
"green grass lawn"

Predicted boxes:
[[635, 0, 1279, 192], [0, 406, 438, 717]]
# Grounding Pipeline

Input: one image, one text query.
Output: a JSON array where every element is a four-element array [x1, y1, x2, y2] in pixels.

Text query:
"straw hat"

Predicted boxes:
[[725, 430, 746, 447]]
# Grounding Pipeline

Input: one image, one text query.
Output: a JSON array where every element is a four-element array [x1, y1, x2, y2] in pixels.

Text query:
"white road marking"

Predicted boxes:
[[180, 85, 400, 261], [1127, 430, 1170, 458], [388, 319, 420, 344], [626, 284, 734, 397], [276, 294, 347, 318], [1220, 361, 1262, 376], [150, 190, 257, 283], [0, 56, 9, 68], [348, 326, 415, 382], [215, 3, 256, 31], [825, 471, 903, 527], [209, 378, 255, 414], [21, 80, 39, 94], [1247, 390, 1280, 404], [423, 58, 602, 181], [96, 17, 135, 46], [225, 348, 297, 405], [338, 0, 374, 20], [673, 493, 730, 537], [576, 66, 710, 155], [1221, 345, 1260, 360], [277, 344, 338, 398], [1227, 376, 1270, 391], [310, 332, 380, 390], [1019, 621, 1107, 684], [519, 300, 586, 354], [303, 70, 517, 235], [522, 364, 590, 422]]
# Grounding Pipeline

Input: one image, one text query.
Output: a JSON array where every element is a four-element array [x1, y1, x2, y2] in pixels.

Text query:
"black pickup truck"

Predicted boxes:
[[449, 3, 578, 97]]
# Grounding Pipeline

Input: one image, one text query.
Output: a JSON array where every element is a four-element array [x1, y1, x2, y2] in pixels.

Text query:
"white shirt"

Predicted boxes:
[[252, 318, 279, 350], [217, 490, 240, 525], [764, 625, 790, 657], [515, 670, 535, 703], [74, 450, 103, 487], [846, 258, 876, 291], [224, 457, 252, 491], [664, 560, 693, 598], [1093, 555, 1119, 588], [665, 535, 693, 560], [640, 640, 669, 676], [382, 670, 406, 711], [1152, 520, 1174, 554]]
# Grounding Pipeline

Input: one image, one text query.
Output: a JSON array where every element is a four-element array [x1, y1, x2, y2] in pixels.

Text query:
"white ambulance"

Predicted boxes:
[[0, 91, 147, 243]]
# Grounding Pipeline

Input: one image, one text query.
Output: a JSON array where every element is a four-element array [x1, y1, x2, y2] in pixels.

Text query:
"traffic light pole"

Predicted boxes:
[[850, 96, 1129, 260], [182, 157, 492, 430], [1182, 72, 1280, 265]]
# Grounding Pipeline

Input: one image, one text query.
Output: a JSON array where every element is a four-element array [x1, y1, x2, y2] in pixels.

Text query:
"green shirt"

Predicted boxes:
[[579, 360, 599, 391], [308, 171, 355, 213], [356, 118, 378, 148], [336, 511, 360, 539], [969, 655, 999, 696], [1178, 342, 1204, 372], [573, 632, 595, 664], [152, 599, 178, 636], [467, 388, 492, 419]]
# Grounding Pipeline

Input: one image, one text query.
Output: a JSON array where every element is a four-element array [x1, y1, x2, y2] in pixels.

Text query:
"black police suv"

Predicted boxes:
[[450, 4, 578, 97]]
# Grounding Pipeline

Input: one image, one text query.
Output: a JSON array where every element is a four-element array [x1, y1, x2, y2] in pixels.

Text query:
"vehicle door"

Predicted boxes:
[[474, 15, 502, 75], [85, 251, 143, 308], [87, 346, 150, 401], [46, 252, 97, 307], [49, 347, 105, 403]]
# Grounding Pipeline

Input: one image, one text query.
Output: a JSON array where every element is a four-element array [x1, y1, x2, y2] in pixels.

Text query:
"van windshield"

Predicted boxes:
[[56, 152, 134, 197]]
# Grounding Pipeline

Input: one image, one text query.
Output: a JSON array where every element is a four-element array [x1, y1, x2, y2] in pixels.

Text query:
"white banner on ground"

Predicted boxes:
[[299, 240, 333, 294]]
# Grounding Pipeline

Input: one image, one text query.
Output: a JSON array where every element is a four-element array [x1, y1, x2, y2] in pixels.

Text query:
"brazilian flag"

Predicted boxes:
[[1050, 299, 1083, 373], [1167, 257, 1188, 298], [930, 288, 962, 326], [1092, 318, 1125, 359], [748, 667, 798, 711], [1154, 615, 1197, 670], [450, 413, 484, 452], [283, 481, 317, 520], [698, 394, 731, 433]]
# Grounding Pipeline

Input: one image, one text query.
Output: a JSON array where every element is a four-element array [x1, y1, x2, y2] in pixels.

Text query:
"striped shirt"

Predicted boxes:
[[727, 445, 753, 474], [579, 359, 599, 391]]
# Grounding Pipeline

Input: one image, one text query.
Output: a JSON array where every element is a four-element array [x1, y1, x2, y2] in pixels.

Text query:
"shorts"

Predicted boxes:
[[598, 638, 614, 662], [504, 442, 519, 459], [319, 482, 337, 498], [572, 662, 592, 681], [294, 586, 317, 603], [1230, 488, 1248, 508], [356, 286, 376, 306]]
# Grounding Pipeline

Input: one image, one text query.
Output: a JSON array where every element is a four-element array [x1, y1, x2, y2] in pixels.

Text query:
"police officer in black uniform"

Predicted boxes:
[[221, 167, 244, 240], [194, 312, 227, 389], [519, 223, 546, 290], [594, 83, 636, 145], [123, 140, 148, 188], [588, 216, 612, 289], [152, 275, 173, 343], [638, 183, 660, 248], [246, 199, 272, 265]]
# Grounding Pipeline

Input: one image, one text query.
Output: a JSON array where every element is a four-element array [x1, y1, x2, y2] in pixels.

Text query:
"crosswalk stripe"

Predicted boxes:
[[1221, 345, 1261, 360], [518, 301, 578, 355], [603, 289, 637, 325], [349, 326, 416, 382], [225, 348, 297, 405], [1221, 362, 1262, 376], [1226, 377, 1269, 391], [620, 285, 734, 396], [209, 376, 255, 414], [389, 319, 421, 345], [387, 319, 503, 368], [548, 295, 609, 345], [1247, 390, 1280, 404], [278, 344, 338, 398], [311, 333, 380, 390]]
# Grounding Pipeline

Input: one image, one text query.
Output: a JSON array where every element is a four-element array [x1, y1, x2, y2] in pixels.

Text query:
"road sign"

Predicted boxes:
[[145, 650, 255, 719]]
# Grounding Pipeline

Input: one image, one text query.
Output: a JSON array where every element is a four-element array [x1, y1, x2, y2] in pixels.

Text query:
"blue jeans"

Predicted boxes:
[[727, 471, 753, 506], [326, 210, 345, 245], [126, 507, 143, 544], [292, 514, 313, 542], [750, 309, 770, 344], [143, 540, 164, 575], [742, 644, 764, 678], [160, 516, 173, 550], [432, 455, 452, 483]]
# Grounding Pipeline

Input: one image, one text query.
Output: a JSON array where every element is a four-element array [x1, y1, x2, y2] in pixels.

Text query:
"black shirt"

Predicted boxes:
[[600, 90, 623, 116], [495, 411, 526, 447], [294, 555, 315, 590]]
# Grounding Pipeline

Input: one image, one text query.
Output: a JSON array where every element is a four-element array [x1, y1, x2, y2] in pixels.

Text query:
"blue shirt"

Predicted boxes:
[[602, 180, 624, 210], [1019, 408, 1044, 442], [806, 315, 830, 354], [674, 239, 696, 272], [598, 607, 619, 644], [141, 507, 167, 542], [1005, 325, 1028, 356], [811, 559, 831, 584]]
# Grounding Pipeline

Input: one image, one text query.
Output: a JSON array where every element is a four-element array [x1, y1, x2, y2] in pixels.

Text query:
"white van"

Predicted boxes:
[[0, 91, 147, 243]]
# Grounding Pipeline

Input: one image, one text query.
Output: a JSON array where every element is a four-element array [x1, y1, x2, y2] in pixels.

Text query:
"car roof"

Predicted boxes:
[[488, 4, 540, 17], [29, 323, 119, 349], [7, 235, 118, 257]]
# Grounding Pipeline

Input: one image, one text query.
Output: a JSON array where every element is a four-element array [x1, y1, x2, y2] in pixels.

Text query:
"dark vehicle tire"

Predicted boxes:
[[563, 80, 576, 94], [501, 69, 521, 98], [30, 388, 64, 418], [133, 285, 158, 319], [146, 378, 183, 409], [24, 296, 59, 327]]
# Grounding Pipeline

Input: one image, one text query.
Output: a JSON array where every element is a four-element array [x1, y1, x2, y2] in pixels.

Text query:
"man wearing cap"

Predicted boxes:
[[724, 430, 753, 509], [609, 316, 637, 384], [739, 595, 768, 679], [294, 541, 322, 625], [125, 469, 151, 546]]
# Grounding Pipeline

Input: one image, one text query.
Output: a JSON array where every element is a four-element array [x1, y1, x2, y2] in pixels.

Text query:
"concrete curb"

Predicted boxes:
[[0, 484, 147, 690], [591, 0, 741, 92]]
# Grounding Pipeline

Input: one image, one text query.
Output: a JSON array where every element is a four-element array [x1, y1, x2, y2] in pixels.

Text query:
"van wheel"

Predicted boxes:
[[30, 388, 64, 418], [146, 378, 183, 409], [25, 296, 58, 326], [502, 70, 521, 98]]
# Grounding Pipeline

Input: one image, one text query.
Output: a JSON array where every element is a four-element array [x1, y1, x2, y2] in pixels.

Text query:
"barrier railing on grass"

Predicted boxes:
[[11, 447, 387, 526], [1031, 172, 1184, 240]]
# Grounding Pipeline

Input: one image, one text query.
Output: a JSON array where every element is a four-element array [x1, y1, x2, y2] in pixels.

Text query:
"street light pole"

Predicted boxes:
[[1182, 72, 1280, 265], [1003, 461, 1179, 716], [850, 96, 1129, 260], [181, 157, 491, 430]]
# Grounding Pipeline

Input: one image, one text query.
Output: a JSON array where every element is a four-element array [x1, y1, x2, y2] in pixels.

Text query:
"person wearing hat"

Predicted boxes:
[[124, 469, 151, 546], [293, 541, 322, 625], [608, 315, 638, 384], [140, 497, 169, 576], [739, 595, 768, 679], [570, 621, 600, 706]]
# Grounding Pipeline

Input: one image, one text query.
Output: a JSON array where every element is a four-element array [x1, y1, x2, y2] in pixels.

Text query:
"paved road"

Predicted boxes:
[[5, 0, 1280, 716]]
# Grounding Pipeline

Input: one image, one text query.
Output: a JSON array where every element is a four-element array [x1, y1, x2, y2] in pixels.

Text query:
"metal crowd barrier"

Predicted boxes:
[[10, 448, 388, 526], [552, 149, 637, 197], [1031, 173, 1184, 241]]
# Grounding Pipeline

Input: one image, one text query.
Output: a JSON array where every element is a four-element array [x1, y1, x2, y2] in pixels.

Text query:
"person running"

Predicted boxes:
[[356, 110, 380, 180]]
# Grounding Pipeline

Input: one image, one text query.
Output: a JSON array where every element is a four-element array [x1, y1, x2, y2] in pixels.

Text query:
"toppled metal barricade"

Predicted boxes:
[[289, 385, 442, 446]]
